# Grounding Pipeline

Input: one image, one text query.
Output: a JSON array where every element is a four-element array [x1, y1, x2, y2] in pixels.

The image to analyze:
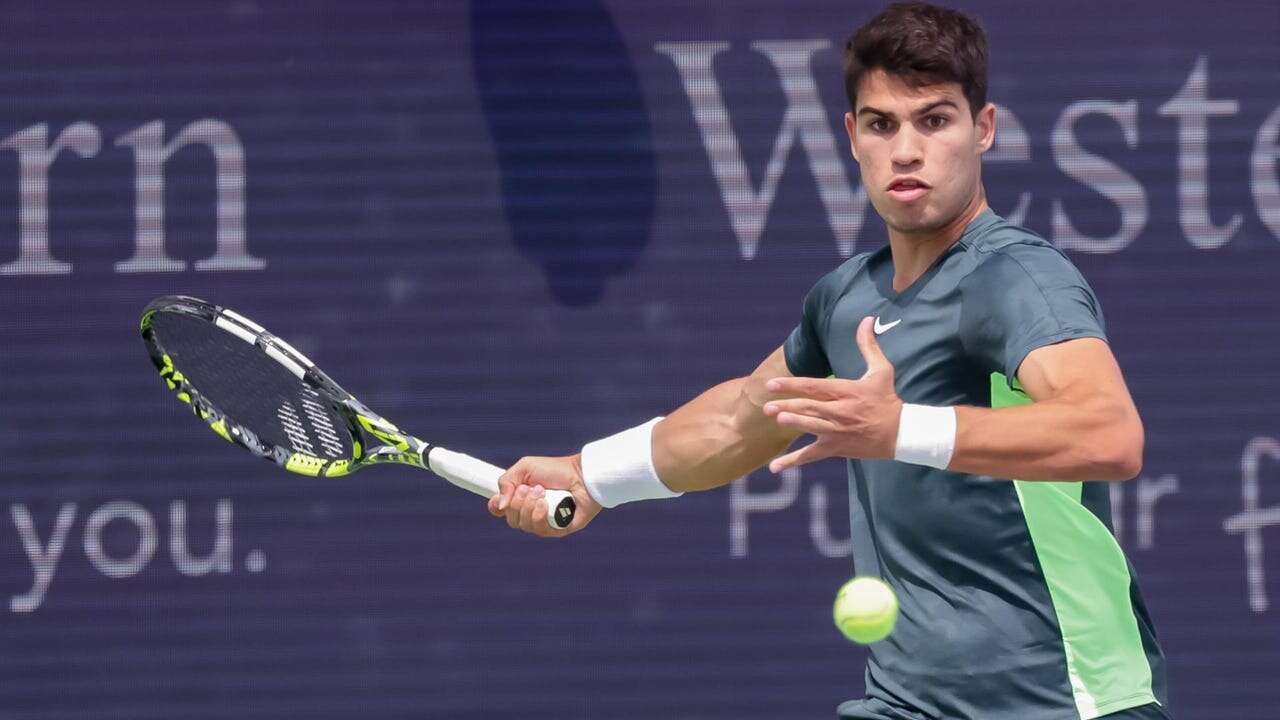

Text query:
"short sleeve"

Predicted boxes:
[[784, 274, 836, 378], [959, 243, 1107, 386]]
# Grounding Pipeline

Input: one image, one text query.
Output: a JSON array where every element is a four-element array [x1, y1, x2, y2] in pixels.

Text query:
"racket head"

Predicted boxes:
[[140, 295, 407, 478], [141, 296, 573, 529]]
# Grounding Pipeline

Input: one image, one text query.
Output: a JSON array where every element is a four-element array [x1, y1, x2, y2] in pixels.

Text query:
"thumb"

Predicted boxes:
[[856, 316, 891, 376], [496, 462, 525, 512]]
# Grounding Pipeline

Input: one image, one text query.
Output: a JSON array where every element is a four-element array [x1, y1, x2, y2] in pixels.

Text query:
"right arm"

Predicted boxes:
[[652, 346, 802, 492], [487, 346, 803, 536]]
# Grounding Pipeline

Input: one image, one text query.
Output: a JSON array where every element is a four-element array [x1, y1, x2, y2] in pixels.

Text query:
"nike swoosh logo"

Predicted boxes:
[[873, 317, 901, 334]]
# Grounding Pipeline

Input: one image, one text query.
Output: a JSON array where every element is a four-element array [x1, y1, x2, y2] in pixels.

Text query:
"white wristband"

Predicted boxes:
[[580, 417, 682, 508], [894, 404, 957, 470]]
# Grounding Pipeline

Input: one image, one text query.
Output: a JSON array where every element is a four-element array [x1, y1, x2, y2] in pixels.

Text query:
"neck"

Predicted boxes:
[[887, 189, 989, 293]]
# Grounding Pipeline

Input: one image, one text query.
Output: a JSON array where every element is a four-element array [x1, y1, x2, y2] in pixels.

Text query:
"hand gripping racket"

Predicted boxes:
[[139, 295, 576, 529]]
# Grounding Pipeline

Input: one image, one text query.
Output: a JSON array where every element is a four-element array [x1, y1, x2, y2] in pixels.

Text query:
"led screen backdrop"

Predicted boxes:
[[1, 2, 1278, 718]]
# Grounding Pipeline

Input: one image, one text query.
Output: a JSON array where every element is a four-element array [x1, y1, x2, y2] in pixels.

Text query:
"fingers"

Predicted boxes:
[[772, 411, 838, 435], [764, 397, 832, 419], [517, 485, 545, 533], [764, 398, 839, 434], [496, 465, 521, 513], [490, 455, 592, 538], [762, 387, 841, 435], [530, 488, 549, 532], [768, 440, 832, 474], [856, 316, 891, 376], [504, 484, 529, 529], [766, 376, 843, 400], [495, 482, 560, 537]]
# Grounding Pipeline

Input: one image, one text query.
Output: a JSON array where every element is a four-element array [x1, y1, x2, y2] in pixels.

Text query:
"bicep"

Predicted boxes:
[[1014, 337, 1145, 477], [1016, 337, 1135, 411]]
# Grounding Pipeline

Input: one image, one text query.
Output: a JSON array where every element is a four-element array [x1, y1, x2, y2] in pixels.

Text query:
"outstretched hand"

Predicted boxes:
[[763, 316, 903, 473]]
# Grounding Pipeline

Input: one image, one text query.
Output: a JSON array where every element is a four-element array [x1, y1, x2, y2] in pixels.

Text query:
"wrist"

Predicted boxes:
[[894, 404, 956, 470], [885, 398, 904, 459]]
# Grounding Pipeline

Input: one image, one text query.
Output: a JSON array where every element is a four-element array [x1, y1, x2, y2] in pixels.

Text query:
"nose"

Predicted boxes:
[[890, 125, 923, 168]]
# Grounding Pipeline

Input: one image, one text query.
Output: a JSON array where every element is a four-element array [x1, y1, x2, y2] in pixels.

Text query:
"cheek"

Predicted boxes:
[[937, 146, 974, 180], [852, 141, 874, 165], [856, 149, 886, 179]]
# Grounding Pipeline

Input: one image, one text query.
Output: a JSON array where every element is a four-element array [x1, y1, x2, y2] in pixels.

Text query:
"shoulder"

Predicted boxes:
[[798, 250, 877, 331], [960, 217, 1087, 291], [955, 215, 1105, 333], [808, 250, 877, 303]]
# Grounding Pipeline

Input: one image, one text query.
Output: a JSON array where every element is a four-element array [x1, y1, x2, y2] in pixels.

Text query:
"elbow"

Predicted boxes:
[[1094, 411, 1144, 481], [1104, 446, 1143, 482]]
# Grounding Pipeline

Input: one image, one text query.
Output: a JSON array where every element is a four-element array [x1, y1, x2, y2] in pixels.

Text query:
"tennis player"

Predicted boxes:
[[489, 3, 1170, 718]]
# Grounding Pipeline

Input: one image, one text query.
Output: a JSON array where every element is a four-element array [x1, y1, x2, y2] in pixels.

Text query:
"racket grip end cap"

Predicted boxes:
[[545, 489, 576, 530]]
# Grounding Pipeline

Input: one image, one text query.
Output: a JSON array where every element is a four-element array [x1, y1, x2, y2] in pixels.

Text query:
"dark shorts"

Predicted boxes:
[[1098, 702, 1172, 720], [837, 699, 1171, 720]]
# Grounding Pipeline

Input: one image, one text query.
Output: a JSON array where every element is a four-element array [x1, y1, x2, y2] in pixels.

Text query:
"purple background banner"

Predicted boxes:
[[1, 2, 1278, 718]]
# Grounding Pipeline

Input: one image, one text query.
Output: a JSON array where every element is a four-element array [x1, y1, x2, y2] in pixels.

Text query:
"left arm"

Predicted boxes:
[[763, 317, 1144, 482], [949, 337, 1143, 481]]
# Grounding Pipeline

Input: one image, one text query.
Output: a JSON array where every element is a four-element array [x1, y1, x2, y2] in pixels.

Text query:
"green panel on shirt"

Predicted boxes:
[[992, 373, 1157, 719]]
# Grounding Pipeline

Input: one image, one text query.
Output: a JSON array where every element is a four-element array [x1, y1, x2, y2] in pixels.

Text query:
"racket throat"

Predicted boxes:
[[411, 438, 434, 470]]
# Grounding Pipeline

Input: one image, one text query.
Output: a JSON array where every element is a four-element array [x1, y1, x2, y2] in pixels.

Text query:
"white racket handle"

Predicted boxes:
[[425, 446, 576, 530]]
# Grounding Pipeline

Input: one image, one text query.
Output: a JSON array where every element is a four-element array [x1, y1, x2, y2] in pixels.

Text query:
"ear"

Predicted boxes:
[[975, 102, 996, 154], [844, 112, 859, 163]]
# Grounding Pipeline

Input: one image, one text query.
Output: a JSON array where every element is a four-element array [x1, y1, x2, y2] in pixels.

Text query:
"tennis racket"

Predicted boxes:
[[139, 295, 576, 529]]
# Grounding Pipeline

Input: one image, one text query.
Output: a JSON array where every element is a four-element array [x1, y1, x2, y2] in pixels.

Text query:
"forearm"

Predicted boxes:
[[949, 396, 1143, 482], [652, 377, 797, 492]]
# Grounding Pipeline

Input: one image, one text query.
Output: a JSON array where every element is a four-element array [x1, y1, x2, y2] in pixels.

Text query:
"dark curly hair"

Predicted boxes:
[[843, 2, 989, 118]]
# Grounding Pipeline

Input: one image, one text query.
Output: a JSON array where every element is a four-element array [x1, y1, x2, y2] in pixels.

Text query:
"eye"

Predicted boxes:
[[925, 115, 949, 130], [869, 119, 892, 133]]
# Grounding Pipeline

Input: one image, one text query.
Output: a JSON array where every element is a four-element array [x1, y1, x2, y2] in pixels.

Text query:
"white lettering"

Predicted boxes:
[[1136, 474, 1179, 550], [1223, 437, 1280, 613], [9, 503, 78, 613], [729, 466, 800, 557], [0, 123, 101, 275], [808, 481, 851, 558], [1051, 100, 1147, 253], [655, 41, 868, 259], [169, 500, 233, 576], [1252, 103, 1280, 240], [114, 119, 264, 273], [83, 501, 158, 579], [1157, 55, 1242, 249]]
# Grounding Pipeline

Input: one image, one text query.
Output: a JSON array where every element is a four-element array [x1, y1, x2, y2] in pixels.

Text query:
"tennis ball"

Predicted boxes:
[[833, 577, 898, 644]]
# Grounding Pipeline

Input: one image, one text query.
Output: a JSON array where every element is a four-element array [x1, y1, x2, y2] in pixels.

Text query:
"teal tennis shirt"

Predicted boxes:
[[785, 208, 1168, 720]]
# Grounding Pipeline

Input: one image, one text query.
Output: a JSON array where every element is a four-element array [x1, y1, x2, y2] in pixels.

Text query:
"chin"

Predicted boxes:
[[886, 209, 942, 235]]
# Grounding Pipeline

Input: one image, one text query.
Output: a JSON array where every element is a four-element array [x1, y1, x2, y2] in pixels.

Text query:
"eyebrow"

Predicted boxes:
[[857, 99, 960, 120]]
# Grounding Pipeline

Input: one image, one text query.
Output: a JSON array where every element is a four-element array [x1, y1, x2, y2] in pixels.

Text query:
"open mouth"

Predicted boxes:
[[887, 178, 930, 202]]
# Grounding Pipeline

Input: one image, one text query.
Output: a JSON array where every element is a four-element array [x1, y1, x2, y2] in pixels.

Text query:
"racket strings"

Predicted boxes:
[[276, 401, 318, 457], [300, 387, 346, 457], [149, 312, 353, 460]]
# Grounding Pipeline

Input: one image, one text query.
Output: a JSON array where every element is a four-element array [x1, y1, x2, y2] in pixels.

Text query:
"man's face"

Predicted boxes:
[[844, 68, 995, 236]]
